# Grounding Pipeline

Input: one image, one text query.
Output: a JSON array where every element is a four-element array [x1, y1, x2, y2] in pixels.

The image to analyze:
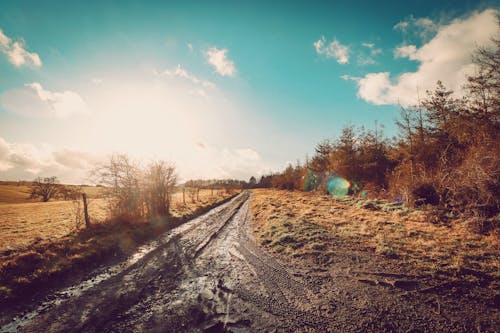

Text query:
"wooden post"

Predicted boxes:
[[82, 193, 90, 228], [183, 187, 186, 205]]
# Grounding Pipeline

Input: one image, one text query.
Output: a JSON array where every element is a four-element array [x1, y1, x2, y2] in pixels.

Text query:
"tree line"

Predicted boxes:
[[257, 37, 499, 218]]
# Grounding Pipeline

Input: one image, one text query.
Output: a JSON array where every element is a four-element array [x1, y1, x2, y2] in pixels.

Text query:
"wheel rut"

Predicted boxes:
[[4, 191, 337, 333]]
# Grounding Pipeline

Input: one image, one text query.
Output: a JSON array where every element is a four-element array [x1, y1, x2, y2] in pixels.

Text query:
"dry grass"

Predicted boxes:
[[251, 189, 499, 280], [0, 187, 237, 303], [0, 185, 231, 253], [0, 184, 36, 204], [169, 189, 232, 218], [0, 183, 107, 252], [0, 182, 105, 204], [0, 199, 109, 251]]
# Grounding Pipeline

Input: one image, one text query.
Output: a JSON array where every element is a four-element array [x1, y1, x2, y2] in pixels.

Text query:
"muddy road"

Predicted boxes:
[[1, 191, 498, 332]]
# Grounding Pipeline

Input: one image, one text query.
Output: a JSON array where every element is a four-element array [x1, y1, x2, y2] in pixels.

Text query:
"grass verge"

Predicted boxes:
[[251, 189, 499, 286], [0, 192, 238, 307]]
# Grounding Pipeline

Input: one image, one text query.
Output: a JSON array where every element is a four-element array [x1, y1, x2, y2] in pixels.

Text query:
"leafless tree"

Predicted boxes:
[[92, 154, 178, 218], [29, 176, 60, 202], [144, 160, 177, 216], [92, 154, 143, 217]]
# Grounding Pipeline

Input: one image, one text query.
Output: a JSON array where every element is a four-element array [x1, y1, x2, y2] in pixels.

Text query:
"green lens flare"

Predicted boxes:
[[327, 175, 350, 197]]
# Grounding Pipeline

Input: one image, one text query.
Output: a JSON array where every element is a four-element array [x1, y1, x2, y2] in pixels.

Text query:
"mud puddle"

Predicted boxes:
[[0, 195, 242, 333]]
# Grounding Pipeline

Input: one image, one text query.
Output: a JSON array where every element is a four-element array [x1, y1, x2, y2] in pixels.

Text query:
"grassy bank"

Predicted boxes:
[[251, 189, 499, 286], [0, 187, 226, 253], [0, 191, 238, 306]]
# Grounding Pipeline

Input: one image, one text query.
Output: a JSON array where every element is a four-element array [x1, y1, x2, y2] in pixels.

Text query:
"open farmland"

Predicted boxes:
[[0, 183, 233, 253], [0, 199, 108, 252]]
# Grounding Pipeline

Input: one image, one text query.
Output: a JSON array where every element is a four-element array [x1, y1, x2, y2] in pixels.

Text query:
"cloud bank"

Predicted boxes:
[[0, 137, 103, 184], [1, 82, 89, 118], [349, 9, 499, 106]]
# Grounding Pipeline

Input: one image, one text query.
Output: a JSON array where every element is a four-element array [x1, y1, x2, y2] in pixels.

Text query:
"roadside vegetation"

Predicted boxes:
[[250, 36, 499, 302], [258, 37, 499, 222], [0, 155, 245, 306], [251, 189, 499, 287]]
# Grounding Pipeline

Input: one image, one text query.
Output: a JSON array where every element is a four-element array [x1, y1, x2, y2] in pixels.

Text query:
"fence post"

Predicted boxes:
[[82, 193, 90, 228]]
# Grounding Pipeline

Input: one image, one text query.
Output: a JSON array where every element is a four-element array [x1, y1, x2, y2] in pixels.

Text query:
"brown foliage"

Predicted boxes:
[[264, 34, 499, 221]]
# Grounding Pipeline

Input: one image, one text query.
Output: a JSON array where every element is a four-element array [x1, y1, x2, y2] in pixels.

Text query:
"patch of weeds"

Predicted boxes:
[[310, 242, 327, 251], [374, 234, 398, 258], [375, 243, 398, 258], [397, 208, 411, 216], [380, 202, 403, 212], [260, 238, 272, 246], [275, 234, 297, 245]]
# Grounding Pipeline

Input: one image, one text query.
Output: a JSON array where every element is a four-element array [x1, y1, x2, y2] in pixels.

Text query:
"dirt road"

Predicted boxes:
[[1, 191, 497, 332]]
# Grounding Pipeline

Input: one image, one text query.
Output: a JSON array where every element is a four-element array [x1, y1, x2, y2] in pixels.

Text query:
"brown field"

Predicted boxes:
[[0, 183, 231, 253], [0, 184, 34, 204], [251, 189, 499, 283], [0, 184, 237, 302]]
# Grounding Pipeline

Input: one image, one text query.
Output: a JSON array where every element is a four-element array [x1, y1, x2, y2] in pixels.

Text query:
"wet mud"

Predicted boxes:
[[1, 191, 498, 332]]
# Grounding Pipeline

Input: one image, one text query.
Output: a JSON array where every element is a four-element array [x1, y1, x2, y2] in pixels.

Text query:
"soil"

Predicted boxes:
[[0, 191, 498, 332]]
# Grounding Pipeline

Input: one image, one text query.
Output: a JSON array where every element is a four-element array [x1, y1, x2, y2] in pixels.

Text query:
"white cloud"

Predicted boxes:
[[1, 82, 89, 118], [187, 43, 193, 51], [357, 55, 376, 66], [357, 42, 382, 66], [0, 137, 102, 183], [394, 16, 438, 40], [393, 21, 409, 31], [394, 44, 418, 60], [349, 9, 499, 106], [91, 78, 103, 85], [213, 147, 263, 179], [205, 47, 236, 76], [340, 74, 357, 81], [161, 64, 215, 88], [0, 29, 42, 67], [314, 36, 350, 64], [235, 148, 260, 161], [362, 42, 382, 56], [181, 144, 265, 181]]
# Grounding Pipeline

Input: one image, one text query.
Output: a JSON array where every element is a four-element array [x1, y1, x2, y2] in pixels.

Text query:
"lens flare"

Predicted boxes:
[[326, 174, 350, 197]]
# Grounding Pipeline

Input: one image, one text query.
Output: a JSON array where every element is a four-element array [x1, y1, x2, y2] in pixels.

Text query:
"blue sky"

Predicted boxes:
[[0, 0, 498, 182]]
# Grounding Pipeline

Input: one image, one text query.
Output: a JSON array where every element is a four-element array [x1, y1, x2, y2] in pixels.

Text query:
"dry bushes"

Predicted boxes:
[[92, 154, 177, 219], [262, 35, 499, 223]]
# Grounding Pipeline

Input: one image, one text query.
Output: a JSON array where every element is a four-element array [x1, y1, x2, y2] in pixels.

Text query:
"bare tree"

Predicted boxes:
[[92, 155, 178, 218], [144, 161, 177, 216], [92, 154, 143, 217], [29, 176, 60, 202]]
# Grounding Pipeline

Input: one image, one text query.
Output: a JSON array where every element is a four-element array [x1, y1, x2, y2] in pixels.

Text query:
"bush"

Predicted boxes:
[[412, 183, 440, 206]]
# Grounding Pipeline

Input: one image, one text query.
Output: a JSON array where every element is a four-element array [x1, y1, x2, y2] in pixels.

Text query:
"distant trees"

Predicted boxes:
[[58, 185, 82, 201], [248, 176, 257, 188], [184, 178, 246, 197], [30, 176, 60, 202]]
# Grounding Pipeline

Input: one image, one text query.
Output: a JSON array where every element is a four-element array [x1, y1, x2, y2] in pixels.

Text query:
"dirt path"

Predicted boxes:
[[1, 191, 498, 332]]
